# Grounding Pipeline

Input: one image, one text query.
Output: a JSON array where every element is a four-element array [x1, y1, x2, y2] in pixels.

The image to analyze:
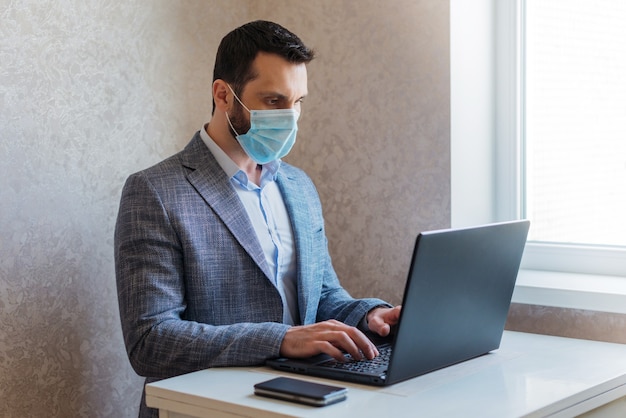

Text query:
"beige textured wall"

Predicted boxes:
[[0, 1, 449, 416], [1, 1, 248, 416], [506, 303, 626, 344]]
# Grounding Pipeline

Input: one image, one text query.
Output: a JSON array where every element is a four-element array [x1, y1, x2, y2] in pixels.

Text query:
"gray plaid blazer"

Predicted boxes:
[[114, 132, 387, 417]]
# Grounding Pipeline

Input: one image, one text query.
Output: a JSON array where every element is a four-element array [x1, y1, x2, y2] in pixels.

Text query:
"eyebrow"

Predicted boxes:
[[257, 91, 307, 102]]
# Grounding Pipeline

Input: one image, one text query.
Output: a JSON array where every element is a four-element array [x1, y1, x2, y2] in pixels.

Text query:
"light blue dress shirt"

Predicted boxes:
[[200, 126, 298, 325]]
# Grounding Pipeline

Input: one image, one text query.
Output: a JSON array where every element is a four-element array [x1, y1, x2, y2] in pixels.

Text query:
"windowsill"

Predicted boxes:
[[512, 269, 626, 315]]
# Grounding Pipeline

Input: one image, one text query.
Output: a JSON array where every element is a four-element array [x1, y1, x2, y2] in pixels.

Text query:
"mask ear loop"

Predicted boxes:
[[225, 83, 250, 137], [226, 84, 251, 113], [225, 111, 239, 136]]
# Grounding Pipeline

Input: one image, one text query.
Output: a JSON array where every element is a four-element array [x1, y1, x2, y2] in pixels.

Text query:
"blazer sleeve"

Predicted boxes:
[[114, 171, 289, 379], [278, 164, 391, 328], [311, 224, 392, 329]]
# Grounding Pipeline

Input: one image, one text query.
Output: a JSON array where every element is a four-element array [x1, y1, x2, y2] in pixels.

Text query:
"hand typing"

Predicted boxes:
[[280, 320, 379, 362], [366, 305, 402, 337]]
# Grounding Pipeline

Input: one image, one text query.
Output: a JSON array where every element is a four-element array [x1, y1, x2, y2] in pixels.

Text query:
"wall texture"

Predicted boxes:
[[506, 303, 626, 344], [0, 1, 248, 416], [0, 1, 449, 416]]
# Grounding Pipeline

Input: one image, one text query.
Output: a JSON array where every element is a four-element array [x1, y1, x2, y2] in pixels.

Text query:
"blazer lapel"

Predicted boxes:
[[276, 169, 319, 325], [180, 134, 273, 281]]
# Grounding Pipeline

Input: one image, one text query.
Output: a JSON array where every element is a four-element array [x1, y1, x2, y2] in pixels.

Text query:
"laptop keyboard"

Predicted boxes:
[[321, 345, 392, 373]]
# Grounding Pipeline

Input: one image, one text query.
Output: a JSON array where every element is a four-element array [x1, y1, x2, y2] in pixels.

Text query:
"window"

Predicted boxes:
[[496, 0, 626, 277], [524, 1, 626, 248]]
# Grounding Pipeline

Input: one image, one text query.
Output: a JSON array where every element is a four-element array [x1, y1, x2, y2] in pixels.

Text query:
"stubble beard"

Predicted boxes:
[[228, 101, 251, 139]]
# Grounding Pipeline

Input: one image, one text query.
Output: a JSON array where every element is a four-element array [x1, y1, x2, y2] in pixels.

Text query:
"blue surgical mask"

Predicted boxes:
[[226, 84, 299, 164]]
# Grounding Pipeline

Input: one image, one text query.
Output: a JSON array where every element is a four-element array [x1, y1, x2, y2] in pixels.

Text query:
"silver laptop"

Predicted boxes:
[[267, 220, 530, 386]]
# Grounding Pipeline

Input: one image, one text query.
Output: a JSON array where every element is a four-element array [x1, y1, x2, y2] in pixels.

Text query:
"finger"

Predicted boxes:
[[368, 315, 387, 336], [337, 327, 379, 360], [391, 305, 402, 322], [317, 340, 348, 362], [325, 330, 362, 361], [321, 321, 378, 361], [369, 306, 402, 336], [377, 322, 391, 337]]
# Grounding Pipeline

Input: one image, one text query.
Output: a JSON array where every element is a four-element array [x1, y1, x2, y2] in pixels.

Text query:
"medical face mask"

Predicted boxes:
[[226, 85, 299, 164]]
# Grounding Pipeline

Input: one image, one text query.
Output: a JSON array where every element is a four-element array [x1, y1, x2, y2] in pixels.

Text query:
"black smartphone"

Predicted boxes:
[[253, 376, 348, 407]]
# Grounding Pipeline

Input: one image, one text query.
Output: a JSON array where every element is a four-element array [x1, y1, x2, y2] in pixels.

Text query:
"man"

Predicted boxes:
[[115, 20, 401, 417]]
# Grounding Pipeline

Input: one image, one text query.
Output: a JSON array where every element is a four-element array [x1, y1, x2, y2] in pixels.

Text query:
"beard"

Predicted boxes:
[[227, 101, 251, 138]]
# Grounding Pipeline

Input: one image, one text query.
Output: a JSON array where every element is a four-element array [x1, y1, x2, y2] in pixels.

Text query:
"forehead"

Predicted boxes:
[[243, 52, 308, 98]]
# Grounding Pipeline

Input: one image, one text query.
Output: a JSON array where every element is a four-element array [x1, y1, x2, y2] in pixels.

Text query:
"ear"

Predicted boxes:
[[212, 79, 232, 112]]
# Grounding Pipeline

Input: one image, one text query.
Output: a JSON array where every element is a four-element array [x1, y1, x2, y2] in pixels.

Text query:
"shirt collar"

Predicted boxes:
[[200, 123, 239, 178], [199, 123, 281, 183]]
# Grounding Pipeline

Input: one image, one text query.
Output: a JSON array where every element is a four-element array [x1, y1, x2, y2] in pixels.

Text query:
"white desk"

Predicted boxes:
[[146, 332, 626, 418]]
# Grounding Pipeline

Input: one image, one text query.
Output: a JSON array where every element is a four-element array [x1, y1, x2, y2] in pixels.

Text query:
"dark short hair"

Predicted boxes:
[[212, 20, 315, 113]]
